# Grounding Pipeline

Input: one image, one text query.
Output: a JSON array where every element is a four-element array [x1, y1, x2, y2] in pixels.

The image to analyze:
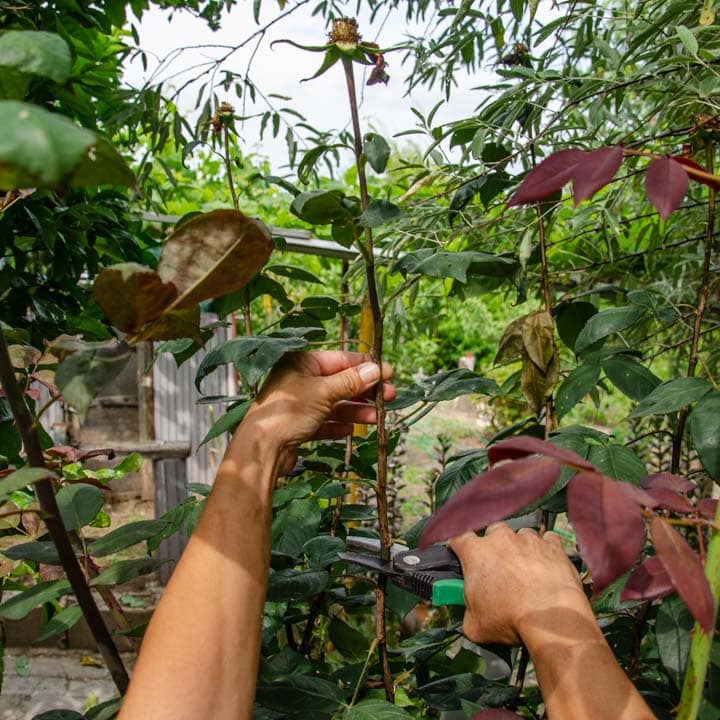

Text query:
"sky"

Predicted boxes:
[[124, 1, 550, 172]]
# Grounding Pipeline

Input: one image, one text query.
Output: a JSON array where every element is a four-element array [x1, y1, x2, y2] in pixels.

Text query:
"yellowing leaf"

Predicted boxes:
[[158, 209, 274, 310]]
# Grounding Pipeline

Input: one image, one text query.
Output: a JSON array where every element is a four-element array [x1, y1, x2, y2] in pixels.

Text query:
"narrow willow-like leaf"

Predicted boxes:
[[645, 156, 688, 220], [419, 456, 561, 549], [567, 472, 645, 593], [650, 516, 714, 632]]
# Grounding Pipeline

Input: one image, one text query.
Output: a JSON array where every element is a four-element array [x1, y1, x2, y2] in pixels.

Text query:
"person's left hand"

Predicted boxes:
[[234, 351, 396, 473]]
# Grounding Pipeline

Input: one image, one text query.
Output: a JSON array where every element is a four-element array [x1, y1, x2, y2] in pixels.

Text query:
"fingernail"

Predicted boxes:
[[358, 362, 380, 383]]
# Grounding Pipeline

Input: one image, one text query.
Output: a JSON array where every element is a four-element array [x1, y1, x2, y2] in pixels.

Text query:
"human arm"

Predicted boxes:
[[448, 524, 655, 720], [118, 351, 395, 720]]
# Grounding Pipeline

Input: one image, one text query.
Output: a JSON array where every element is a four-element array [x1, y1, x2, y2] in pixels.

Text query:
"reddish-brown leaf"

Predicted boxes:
[[471, 711, 523, 720], [698, 498, 718, 519], [641, 472, 695, 494], [645, 157, 689, 220], [650, 516, 715, 632], [487, 435, 595, 471], [672, 156, 720, 190], [645, 487, 695, 514], [572, 145, 624, 205], [419, 456, 561, 549], [507, 149, 586, 206], [617, 482, 658, 509], [567, 472, 646, 593], [621, 556, 675, 602]]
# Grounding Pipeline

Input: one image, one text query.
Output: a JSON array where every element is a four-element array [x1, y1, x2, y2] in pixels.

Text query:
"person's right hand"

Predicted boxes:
[[448, 523, 590, 645]]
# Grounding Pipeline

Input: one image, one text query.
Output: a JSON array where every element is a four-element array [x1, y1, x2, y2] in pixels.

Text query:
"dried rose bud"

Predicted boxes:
[[218, 101, 235, 115], [329, 17, 361, 49]]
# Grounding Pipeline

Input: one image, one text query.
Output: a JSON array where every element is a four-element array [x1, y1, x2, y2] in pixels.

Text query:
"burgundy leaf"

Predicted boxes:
[[487, 435, 595, 471], [46, 445, 79, 462], [645, 157, 689, 220], [641, 472, 695, 494], [672, 156, 720, 190], [419, 456, 561, 549], [572, 145, 624, 205], [645, 487, 695, 515], [471, 711, 523, 720], [698, 499, 718, 519], [650, 516, 714, 632], [507, 149, 586, 206], [621, 556, 675, 602], [617, 482, 659, 509], [567, 472, 646, 594]]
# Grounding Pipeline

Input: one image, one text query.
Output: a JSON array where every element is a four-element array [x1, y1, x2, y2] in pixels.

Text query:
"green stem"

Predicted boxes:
[[677, 497, 720, 719]]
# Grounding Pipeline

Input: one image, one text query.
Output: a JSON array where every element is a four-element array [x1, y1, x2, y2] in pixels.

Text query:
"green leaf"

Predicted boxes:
[[0, 31, 72, 84], [157, 210, 274, 310], [32, 711, 84, 720], [115, 452, 143, 474], [90, 558, 166, 586], [588, 444, 646, 484], [364, 133, 391, 173], [266, 569, 328, 602], [88, 519, 170, 557], [656, 594, 693, 689], [0, 466, 57, 502], [434, 450, 487, 508], [195, 334, 308, 390], [84, 697, 123, 720], [416, 672, 518, 711], [0, 101, 95, 188], [4, 541, 61, 565], [555, 364, 600, 419], [297, 144, 344, 184], [358, 199, 401, 228], [55, 341, 132, 422], [689, 391, 720, 481], [676, 25, 699, 54], [70, 136, 135, 187], [56, 483, 104, 531], [387, 369, 498, 410], [628, 377, 713, 418], [602, 355, 661, 402], [328, 618, 370, 661], [199, 401, 251, 446], [303, 535, 344, 569], [34, 605, 83, 643], [271, 498, 321, 558], [255, 675, 344, 716], [395, 249, 513, 284], [574, 305, 646, 354], [0, 579, 72, 620], [290, 190, 352, 225], [555, 302, 597, 351], [266, 264, 321, 284]]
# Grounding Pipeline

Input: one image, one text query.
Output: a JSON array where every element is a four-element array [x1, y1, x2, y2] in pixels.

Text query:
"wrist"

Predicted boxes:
[[516, 587, 599, 651]]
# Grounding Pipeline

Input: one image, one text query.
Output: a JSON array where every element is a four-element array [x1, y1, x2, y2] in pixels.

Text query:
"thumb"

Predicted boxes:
[[323, 362, 380, 403]]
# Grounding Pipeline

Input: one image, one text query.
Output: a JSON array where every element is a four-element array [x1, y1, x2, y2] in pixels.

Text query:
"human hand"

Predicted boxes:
[[448, 523, 589, 645], [236, 351, 396, 472]]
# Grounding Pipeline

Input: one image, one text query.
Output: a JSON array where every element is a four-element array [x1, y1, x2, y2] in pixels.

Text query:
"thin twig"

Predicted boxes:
[[0, 328, 129, 694]]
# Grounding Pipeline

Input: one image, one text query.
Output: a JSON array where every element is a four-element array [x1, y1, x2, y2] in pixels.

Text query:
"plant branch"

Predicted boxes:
[[671, 145, 716, 473], [678, 497, 720, 719], [341, 53, 394, 704], [0, 328, 129, 694]]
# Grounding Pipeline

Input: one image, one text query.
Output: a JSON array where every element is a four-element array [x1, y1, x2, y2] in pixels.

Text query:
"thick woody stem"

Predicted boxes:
[[0, 328, 129, 694], [341, 55, 394, 703], [671, 145, 715, 473]]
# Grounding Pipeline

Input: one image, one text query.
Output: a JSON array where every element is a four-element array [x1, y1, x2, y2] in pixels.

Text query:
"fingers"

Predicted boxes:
[[315, 421, 354, 440], [331, 401, 377, 425], [306, 351, 394, 380], [447, 531, 479, 560], [323, 362, 394, 403]]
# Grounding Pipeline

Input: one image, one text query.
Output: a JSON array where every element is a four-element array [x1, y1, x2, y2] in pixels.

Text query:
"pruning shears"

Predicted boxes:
[[339, 536, 466, 607]]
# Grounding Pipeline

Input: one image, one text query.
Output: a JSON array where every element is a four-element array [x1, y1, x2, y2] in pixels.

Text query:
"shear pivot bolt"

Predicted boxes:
[[403, 555, 421, 565]]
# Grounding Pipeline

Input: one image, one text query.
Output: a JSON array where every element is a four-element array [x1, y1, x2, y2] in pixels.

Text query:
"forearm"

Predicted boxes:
[[520, 593, 654, 720], [119, 427, 279, 720]]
